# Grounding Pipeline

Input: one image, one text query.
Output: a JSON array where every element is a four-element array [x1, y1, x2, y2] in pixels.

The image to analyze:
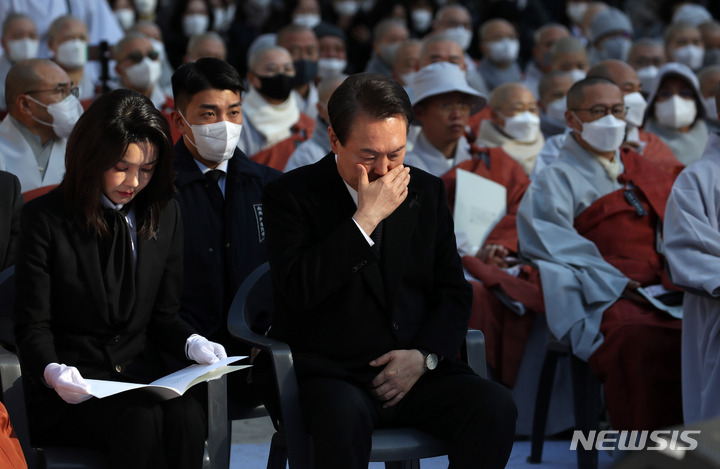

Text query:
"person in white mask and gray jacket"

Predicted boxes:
[[643, 62, 709, 166], [47, 16, 97, 104], [0, 59, 83, 193], [0, 14, 40, 113], [476, 82, 544, 177]]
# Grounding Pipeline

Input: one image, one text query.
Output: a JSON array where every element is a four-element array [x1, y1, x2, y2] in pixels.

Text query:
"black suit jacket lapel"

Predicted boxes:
[[308, 154, 387, 308], [382, 187, 422, 305], [66, 220, 110, 323]]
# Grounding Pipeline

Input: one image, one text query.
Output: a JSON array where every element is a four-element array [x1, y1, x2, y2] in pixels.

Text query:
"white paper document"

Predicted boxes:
[[85, 356, 249, 400], [637, 286, 683, 319], [453, 168, 507, 250]]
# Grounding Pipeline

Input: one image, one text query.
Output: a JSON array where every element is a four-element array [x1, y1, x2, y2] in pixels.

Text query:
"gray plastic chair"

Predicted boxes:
[[227, 261, 488, 469], [0, 266, 229, 469]]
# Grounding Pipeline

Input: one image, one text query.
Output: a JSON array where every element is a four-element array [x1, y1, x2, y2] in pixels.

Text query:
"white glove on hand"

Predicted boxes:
[[43, 363, 93, 404], [186, 334, 227, 365]]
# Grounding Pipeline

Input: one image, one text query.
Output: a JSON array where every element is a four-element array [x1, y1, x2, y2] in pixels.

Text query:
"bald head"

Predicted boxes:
[[5, 59, 68, 113], [489, 82, 533, 110], [419, 34, 466, 69], [566, 76, 619, 110], [587, 59, 641, 94], [479, 18, 516, 43], [47, 15, 86, 44]]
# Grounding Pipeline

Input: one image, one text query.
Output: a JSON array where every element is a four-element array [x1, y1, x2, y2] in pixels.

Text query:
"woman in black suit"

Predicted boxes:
[[14, 89, 226, 469]]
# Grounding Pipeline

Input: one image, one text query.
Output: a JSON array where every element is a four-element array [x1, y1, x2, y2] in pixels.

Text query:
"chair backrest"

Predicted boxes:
[[227, 262, 273, 342]]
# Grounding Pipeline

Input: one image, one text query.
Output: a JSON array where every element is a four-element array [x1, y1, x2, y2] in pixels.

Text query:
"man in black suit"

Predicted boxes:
[[0, 170, 22, 271], [170, 58, 280, 409], [261, 73, 517, 468]]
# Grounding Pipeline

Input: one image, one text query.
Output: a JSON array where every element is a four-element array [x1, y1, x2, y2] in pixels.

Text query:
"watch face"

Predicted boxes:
[[426, 353, 438, 370]]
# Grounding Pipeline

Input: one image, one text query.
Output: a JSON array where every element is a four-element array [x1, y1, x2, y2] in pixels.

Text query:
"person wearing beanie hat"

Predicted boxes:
[[313, 22, 349, 77], [672, 3, 713, 26], [587, 7, 633, 64]]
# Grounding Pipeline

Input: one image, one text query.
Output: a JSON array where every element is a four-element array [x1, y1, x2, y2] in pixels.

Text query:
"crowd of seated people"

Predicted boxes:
[[3, 0, 720, 466]]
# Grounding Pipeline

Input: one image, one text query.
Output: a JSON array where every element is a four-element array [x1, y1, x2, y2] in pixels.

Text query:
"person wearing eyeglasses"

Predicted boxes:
[[114, 31, 177, 142], [0, 59, 83, 194], [517, 76, 683, 431], [586, 59, 682, 175], [643, 62, 709, 166]]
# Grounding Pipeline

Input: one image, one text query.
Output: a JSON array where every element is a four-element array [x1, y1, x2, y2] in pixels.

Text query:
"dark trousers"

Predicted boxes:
[[298, 361, 517, 469], [31, 390, 207, 469]]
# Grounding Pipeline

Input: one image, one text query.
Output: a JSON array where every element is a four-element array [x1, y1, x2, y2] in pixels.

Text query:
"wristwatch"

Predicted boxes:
[[418, 349, 438, 371]]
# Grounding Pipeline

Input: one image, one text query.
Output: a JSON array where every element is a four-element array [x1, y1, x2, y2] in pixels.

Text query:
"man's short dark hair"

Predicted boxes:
[[566, 76, 619, 109], [327, 73, 412, 145], [171, 57, 245, 112]]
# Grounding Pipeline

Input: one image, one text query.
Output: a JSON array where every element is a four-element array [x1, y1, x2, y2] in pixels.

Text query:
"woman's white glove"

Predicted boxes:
[[43, 363, 93, 404], [185, 334, 227, 364]]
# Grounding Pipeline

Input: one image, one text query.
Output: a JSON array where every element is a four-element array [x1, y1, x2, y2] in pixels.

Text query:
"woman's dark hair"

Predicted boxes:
[[328, 73, 413, 145], [59, 88, 175, 240]]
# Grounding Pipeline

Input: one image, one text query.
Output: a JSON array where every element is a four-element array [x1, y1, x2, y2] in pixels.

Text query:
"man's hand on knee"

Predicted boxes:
[[368, 349, 425, 408]]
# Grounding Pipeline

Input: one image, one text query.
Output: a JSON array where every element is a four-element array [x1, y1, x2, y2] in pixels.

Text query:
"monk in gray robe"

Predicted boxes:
[[517, 77, 682, 430]]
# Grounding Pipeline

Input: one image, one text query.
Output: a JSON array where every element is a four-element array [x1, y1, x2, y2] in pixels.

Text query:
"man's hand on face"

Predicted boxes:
[[368, 349, 425, 408], [353, 164, 410, 235]]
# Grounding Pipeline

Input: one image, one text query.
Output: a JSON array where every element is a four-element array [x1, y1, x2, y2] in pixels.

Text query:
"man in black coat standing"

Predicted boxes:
[[170, 58, 280, 408], [261, 73, 517, 469]]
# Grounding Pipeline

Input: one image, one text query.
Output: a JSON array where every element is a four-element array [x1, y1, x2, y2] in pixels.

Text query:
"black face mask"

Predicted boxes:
[[293, 59, 318, 87], [258, 73, 295, 101]]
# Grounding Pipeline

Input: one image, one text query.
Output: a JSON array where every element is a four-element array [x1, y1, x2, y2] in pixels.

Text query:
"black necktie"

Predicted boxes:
[[370, 221, 383, 257], [205, 169, 224, 203]]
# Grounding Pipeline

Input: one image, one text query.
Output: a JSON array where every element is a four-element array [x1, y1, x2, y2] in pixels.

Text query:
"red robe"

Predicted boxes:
[[441, 145, 540, 387], [0, 402, 27, 469], [250, 113, 315, 171], [638, 128, 684, 176], [577, 149, 682, 431]]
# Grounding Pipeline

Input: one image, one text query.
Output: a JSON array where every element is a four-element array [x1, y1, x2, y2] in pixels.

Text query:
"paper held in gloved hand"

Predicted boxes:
[[85, 356, 249, 400]]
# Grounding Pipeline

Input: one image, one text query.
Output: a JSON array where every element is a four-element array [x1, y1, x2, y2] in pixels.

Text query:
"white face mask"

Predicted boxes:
[[569, 68, 587, 83], [26, 94, 84, 139], [636, 66, 658, 92], [7, 38, 39, 62], [317, 57, 347, 79], [334, 1, 359, 17], [623, 91, 647, 128], [704, 96, 718, 121], [134, 0, 158, 15], [545, 97, 567, 123], [55, 39, 87, 70], [183, 14, 209, 36], [124, 57, 162, 90], [566, 2, 589, 24], [599, 37, 631, 61], [411, 9, 432, 32], [293, 13, 321, 29], [114, 8, 135, 30], [655, 95, 697, 129], [573, 112, 627, 153], [672, 45, 704, 70], [180, 112, 243, 163], [444, 26, 472, 51], [500, 111, 540, 143], [487, 38, 520, 64]]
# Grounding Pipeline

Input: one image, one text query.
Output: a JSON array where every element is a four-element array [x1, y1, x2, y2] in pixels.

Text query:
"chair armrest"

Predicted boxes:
[[463, 329, 487, 379]]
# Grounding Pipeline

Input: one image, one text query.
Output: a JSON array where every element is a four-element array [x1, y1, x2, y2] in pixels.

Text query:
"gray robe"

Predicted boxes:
[[664, 131, 720, 423], [517, 134, 628, 360], [645, 117, 709, 166]]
